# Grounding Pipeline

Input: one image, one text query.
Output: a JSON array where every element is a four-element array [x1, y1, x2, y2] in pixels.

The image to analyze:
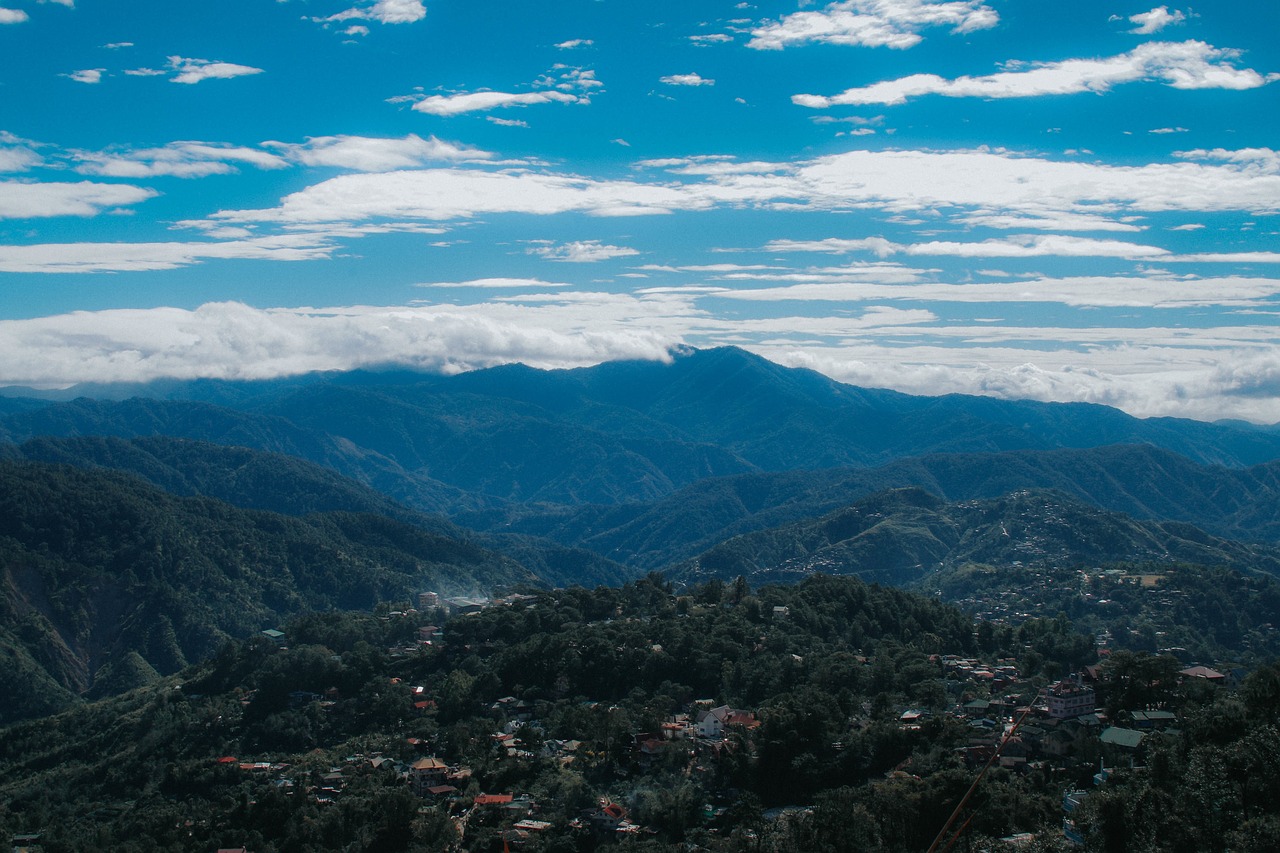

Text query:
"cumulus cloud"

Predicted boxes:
[[262, 134, 492, 170], [794, 40, 1279, 106], [167, 56, 264, 84], [528, 240, 640, 262], [661, 73, 715, 86], [0, 180, 157, 218], [749, 0, 998, 50], [1129, 6, 1186, 35], [0, 8, 29, 24]]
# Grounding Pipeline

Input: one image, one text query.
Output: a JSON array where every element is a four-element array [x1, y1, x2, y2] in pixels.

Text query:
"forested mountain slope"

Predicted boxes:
[[0, 460, 534, 723]]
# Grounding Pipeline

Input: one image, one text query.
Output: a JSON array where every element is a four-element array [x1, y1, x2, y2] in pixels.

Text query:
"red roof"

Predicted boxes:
[[475, 793, 514, 806]]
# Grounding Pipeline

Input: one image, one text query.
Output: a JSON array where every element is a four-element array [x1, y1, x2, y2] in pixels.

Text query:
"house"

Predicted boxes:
[[696, 705, 732, 737], [1128, 710, 1177, 729], [590, 801, 628, 832], [1179, 665, 1226, 683], [696, 704, 758, 737], [474, 793, 514, 807], [1046, 678, 1096, 720], [408, 757, 449, 795], [260, 629, 286, 646], [1099, 727, 1145, 751]]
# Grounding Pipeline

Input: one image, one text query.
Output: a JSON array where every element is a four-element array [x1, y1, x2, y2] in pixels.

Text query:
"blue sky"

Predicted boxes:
[[1, 1, 1278, 422]]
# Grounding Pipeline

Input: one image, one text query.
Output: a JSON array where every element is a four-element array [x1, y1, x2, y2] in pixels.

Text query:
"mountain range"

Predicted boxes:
[[3, 346, 1280, 719]]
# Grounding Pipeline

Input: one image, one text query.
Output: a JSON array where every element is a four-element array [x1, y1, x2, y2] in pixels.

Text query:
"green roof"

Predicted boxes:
[[1100, 727, 1145, 749]]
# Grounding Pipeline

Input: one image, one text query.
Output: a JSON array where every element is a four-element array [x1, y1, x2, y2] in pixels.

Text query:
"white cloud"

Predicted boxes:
[[0, 8, 29, 24], [1149, 126, 1188, 134], [416, 277, 569, 289], [1129, 6, 1186, 35], [1175, 147, 1280, 173], [555, 39, 594, 49], [209, 147, 1280, 231], [749, 0, 998, 50], [103, 41, 133, 49], [701, 273, 1280, 309], [344, 25, 369, 37], [0, 134, 42, 172], [661, 73, 715, 86], [65, 68, 105, 84], [412, 90, 582, 116], [768, 234, 1175, 260], [0, 235, 334, 273], [528, 240, 639, 262], [73, 142, 290, 178], [212, 169, 706, 224], [794, 40, 1279, 106], [3, 294, 1275, 421], [0, 180, 157, 219], [0, 301, 675, 386], [488, 117, 529, 128], [167, 56, 264, 85], [689, 34, 734, 45], [321, 0, 425, 25], [263, 134, 492, 170]]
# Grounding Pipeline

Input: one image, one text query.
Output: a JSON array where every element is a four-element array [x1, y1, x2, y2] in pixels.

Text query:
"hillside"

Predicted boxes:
[[465, 444, 1280, 570], [0, 460, 535, 724], [671, 487, 1280, 588], [5, 435, 631, 589]]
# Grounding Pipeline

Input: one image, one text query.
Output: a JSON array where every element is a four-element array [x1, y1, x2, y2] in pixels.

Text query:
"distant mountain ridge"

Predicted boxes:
[[2, 347, 1278, 512]]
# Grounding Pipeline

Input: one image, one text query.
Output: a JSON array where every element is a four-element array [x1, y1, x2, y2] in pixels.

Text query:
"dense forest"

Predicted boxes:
[[1, 575, 1277, 852]]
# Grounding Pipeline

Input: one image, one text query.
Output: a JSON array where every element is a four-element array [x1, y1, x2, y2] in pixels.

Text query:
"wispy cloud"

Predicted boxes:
[[406, 66, 601, 116], [262, 134, 493, 170], [794, 40, 1278, 107], [73, 142, 289, 178], [0, 235, 335, 273]]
